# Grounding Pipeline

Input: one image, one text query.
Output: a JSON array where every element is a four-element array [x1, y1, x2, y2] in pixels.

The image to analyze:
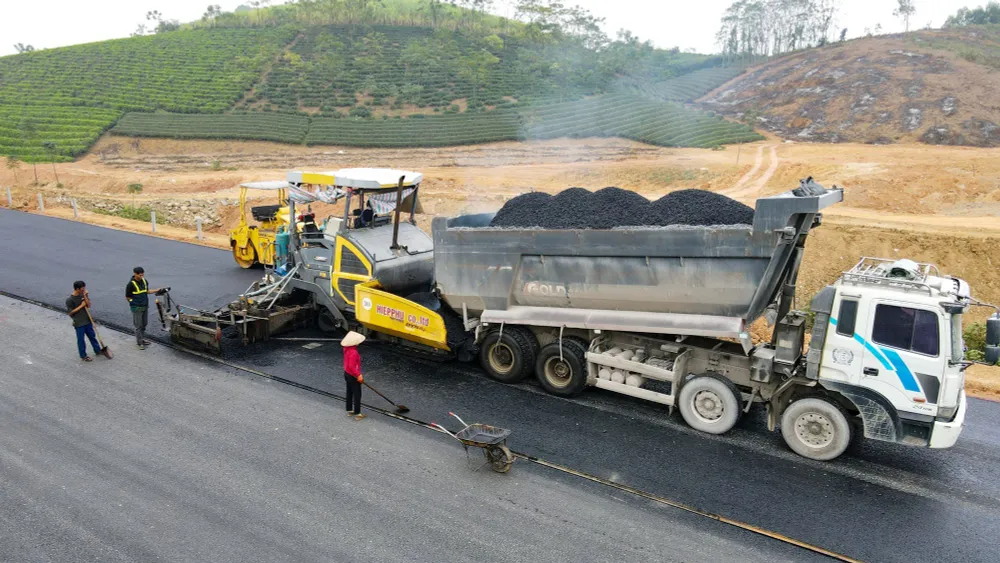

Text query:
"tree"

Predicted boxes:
[[18, 118, 39, 185], [424, 0, 444, 28], [127, 183, 143, 207], [42, 142, 60, 185], [893, 0, 916, 32], [203, 4, 223, 26], [946, 2, 1000, 26], [156, 19, 181, 33], [839, 28, 847, 42], [5, 156, 21, 185], [131, 24, 148, 37], [13, 43, 35, 53]]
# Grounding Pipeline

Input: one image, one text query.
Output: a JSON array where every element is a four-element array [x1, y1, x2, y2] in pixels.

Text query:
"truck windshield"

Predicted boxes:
[[951, 313, 964, 363]]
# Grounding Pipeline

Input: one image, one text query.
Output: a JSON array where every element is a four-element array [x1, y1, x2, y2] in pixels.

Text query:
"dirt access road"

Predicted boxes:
[[2, 134, 998, 394]]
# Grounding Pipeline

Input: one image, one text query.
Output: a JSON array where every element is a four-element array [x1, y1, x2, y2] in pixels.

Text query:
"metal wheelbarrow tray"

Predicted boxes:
[[432, 412, 515, 473]]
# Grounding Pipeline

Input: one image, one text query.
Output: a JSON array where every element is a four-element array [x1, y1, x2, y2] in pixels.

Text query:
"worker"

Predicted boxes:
[[125, 266, 166, 350], [342, 331, 366, 420], [66, 281, 101, 362]]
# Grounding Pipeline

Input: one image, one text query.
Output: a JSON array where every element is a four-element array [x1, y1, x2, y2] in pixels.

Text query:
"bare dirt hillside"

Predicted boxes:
[[700, 27, 1000, 146]]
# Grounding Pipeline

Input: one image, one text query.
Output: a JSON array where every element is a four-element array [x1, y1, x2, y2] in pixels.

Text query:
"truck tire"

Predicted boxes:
[[479, 327, 537, 383], [780, 397, 852, 461], [535, 338, 589, 397], [677, 374, 743, 435]]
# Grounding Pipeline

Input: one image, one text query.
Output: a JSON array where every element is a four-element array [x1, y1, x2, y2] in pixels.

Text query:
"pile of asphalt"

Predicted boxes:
[[489, 187, 754, 229]]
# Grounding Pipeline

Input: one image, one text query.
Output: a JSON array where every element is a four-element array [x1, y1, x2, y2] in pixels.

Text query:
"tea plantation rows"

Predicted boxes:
[[116, 94, 762, 149], [639, 66, 746, 102], [0, 28, 293, 161], [1, 24, 756, 162], [114, 113, 310, 144], [239, 25, 713, 117]]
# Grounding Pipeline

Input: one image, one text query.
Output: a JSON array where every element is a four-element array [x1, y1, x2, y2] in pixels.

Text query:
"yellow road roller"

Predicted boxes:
[[229, 181, 289, 268]]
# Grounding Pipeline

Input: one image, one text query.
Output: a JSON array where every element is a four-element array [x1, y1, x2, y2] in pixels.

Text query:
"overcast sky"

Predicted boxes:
[[0, 0, 978, 57]]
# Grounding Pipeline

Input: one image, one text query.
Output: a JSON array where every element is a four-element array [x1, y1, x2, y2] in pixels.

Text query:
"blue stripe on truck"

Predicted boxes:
[[828, 317, 923, 394]]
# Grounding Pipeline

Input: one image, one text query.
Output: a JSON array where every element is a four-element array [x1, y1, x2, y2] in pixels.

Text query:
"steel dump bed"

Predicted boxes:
[[431, 188, 843, 339]]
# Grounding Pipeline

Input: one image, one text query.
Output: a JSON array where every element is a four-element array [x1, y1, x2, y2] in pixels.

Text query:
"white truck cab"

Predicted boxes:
[[809, 258, 970, 450]]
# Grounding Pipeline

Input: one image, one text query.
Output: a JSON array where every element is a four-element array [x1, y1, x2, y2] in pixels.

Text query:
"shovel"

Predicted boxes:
[[84, 306, 113, 359], [362, 380, 409, 413]]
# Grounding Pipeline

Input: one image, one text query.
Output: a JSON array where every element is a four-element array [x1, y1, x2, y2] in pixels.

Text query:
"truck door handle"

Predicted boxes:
[[864, 367, 879, 376]]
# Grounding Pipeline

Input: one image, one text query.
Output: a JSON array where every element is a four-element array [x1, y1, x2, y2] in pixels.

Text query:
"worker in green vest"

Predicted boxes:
[[125, 266, 167, 350]]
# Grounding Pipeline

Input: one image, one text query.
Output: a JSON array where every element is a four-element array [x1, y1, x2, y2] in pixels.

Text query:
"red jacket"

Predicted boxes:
[[343, 346, 362, 380]]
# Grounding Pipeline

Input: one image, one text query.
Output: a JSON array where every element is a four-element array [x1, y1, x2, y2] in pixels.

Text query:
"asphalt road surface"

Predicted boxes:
[[0, 296, 812, 562], [3, 208, 1000, 562]]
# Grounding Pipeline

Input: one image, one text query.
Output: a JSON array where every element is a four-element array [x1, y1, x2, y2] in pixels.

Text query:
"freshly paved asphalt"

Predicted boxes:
[[2, 296, 814, 562], [3, 208, 1000, 562]]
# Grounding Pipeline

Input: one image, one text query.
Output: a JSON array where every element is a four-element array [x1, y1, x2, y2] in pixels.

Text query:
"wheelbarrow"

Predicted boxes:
[[431, 412, 515, 474]]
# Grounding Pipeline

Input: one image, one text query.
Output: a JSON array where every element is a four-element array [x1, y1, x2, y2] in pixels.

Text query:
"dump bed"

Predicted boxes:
[[431, 187, 843, 339]]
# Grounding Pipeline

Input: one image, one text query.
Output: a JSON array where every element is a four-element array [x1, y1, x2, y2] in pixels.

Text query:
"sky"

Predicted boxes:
[[0, 0, 980, 57]]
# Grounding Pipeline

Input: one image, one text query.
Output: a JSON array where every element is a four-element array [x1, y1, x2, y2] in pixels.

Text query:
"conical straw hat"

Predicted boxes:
[[341, 331, 366, 347]]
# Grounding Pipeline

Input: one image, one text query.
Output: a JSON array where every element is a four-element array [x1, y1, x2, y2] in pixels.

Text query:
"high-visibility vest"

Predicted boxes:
[[131, 279, 148, 295]]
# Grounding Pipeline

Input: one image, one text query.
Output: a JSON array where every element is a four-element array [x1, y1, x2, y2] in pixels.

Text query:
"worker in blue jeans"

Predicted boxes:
[[66, 281, 101, 361]]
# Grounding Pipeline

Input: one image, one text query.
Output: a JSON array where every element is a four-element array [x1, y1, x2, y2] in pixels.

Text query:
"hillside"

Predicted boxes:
[[700, 26, 1000, 147], [0, 29, 294, 162], [0, 23, 760, 162]]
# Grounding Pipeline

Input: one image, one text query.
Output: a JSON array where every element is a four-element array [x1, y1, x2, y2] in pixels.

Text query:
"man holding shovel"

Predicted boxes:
[[125, 266, 166, 350], [66, 281, 102, 362]]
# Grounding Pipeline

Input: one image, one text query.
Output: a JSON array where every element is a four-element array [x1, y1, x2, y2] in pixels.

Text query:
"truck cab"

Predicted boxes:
[[809, 258, 969, 451]]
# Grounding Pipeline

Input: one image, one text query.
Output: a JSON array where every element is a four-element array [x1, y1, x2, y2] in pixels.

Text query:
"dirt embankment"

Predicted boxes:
[[701, 30, 1000, 147]]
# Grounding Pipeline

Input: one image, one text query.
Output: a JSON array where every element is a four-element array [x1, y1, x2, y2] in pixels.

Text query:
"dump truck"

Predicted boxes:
[[168, 172, 994, 461]]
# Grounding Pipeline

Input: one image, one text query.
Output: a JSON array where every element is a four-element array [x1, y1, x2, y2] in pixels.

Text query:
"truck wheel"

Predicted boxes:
[[780, 397, 852, 461], [678, 374, 743, 435], [535, 338, 589, 397], [479, 327, 537, 383]]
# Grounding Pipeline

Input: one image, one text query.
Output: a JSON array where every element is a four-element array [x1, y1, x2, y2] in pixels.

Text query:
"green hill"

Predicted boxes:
[[0, 28, 293, 162], [0, 18, 761, 162]]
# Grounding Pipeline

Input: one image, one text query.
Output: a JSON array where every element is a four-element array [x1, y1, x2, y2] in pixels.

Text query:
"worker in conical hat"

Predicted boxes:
[[342, 331, 366, 420]]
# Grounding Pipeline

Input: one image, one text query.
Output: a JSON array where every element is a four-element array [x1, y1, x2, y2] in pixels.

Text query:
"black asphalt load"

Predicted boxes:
[[3, 208, 1000, 563], [489, 187, 755, 228]]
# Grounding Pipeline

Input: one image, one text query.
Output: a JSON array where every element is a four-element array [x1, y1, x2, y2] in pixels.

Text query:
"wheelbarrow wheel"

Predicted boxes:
[[485, 444, 514, 474]]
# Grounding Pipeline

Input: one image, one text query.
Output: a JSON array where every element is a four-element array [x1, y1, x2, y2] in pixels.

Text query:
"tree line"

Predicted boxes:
[[715, 0, 838, 61], [946, 2, 1000, 26], [714, 0, 930, 60]]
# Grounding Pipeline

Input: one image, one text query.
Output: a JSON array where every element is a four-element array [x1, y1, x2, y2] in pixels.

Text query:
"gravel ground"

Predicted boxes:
[[490, 187, 754, 228]]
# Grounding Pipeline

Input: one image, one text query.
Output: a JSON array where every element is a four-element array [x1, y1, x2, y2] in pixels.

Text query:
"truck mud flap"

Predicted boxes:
[[821, 381, 899, 443]]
